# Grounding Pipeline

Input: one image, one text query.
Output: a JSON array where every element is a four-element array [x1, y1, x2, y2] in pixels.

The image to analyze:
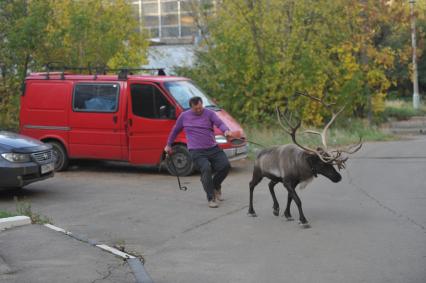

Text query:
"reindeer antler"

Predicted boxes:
[[276, 106, 340, 164], [330, 137, 363, 156], [298, 92, 344, 150], [276, 107, 317, 154], [278, 92, 362, 169]]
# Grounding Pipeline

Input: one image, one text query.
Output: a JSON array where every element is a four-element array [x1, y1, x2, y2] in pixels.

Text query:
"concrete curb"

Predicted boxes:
[[0, 216, 31, 231], [44, 224, 153, 283], [0, 217, 30, 276]]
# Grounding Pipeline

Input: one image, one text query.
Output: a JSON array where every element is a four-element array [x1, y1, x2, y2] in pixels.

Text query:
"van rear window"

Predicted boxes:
[[73, 83, 119, 112]]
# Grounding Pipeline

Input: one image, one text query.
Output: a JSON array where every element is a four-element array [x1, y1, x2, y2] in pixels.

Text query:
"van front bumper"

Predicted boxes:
[[223, 145, 248, 162], [0, 161, 54, 188]]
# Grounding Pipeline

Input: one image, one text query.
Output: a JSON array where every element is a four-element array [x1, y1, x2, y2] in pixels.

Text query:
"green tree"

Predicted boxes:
[[0, 0, 149, 129], [386, 0, 426, 97], [0, 0, 50, 129], [42, 0, 148, 68], [178, 0, 412, 125]]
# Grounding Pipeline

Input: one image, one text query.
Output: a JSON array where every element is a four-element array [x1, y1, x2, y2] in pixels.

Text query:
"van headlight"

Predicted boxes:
[[1, 153, 32, 163], [215, 135, 228, 144]]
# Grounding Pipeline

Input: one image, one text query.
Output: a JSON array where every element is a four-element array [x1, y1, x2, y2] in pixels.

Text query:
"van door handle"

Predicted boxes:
[[113, 116, 118, 124], [128, 118, 132, 126]]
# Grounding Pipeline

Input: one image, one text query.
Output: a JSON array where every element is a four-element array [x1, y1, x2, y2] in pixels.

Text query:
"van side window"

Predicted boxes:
[[73, 83, 119, 112], [131, 84, 173, 119]]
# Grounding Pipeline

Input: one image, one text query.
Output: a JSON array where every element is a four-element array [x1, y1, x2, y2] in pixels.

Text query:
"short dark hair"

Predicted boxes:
[[189, 96, 203, 107]]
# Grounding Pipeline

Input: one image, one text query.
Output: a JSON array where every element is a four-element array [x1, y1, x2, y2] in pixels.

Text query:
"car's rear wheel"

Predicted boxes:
[[165, 144, 194, 176], [48, 141, 69, 171]]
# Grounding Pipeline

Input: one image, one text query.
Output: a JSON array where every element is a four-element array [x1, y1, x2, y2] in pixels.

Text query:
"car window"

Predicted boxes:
[[73, 83, 119, 112], [130, 84, 173, 119], [163, 81, 216, 110]]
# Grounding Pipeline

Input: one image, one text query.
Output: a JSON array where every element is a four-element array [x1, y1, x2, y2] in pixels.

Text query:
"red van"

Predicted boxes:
[[19, 69, 247, 176]]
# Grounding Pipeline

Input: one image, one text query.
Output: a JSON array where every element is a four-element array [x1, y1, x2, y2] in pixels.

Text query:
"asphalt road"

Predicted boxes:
[[1, 137, 425, 283]]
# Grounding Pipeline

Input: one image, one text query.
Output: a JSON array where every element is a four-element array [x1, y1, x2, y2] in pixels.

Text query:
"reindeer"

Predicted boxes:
[[248, 94, 361, 228]]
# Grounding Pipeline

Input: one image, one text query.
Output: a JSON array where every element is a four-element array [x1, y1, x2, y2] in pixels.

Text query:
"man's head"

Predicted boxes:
[[189, 96, 204, 115]]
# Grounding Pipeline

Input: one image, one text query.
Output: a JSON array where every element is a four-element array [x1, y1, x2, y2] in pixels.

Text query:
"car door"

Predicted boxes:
[[127, 82, 176, 165], [68, 82, 124, 160]]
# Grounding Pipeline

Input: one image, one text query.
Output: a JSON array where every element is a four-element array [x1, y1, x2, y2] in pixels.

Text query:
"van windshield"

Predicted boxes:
[[164, 81, 218, 110]]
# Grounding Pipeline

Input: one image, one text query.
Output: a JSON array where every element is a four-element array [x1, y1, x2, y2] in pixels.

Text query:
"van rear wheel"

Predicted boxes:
[[165, 145, 194, 176], [48, 141, 69, 171]]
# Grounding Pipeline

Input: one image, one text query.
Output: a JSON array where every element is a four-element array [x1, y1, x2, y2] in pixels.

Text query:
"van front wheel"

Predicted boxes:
[[48, 141, 69, 171], [165, 145, 194, 176]]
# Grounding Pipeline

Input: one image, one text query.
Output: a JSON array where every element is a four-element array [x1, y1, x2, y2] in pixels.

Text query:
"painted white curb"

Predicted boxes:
[[96, 244, 135, 259], [44, 223, 69, 234], [43, 223, 153, 282], [0, 216, 31, 231], [44, 224, 136, 259]]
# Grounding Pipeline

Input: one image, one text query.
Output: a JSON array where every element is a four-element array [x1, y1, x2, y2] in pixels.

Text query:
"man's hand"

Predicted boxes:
[[224, 130, 233, 138], [164, 145, 172, 155]]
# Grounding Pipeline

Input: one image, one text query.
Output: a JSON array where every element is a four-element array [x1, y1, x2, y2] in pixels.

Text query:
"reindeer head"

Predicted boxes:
[[276, 92, 362, 171]]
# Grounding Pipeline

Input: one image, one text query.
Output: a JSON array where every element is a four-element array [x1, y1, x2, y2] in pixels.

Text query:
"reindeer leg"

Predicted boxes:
[[268, 180, 280, 216], [283, 191, 294, 221], [248, 167, 262, 217], [284, 179, 310, 228], [291, 190, 310, 228]]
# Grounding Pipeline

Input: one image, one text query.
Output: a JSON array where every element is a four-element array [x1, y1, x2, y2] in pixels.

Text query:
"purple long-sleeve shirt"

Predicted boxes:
[[167, 108, 230, 150]]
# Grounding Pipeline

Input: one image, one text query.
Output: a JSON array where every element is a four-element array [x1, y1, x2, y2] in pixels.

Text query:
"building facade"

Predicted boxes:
[[130, 0, 215, 45]]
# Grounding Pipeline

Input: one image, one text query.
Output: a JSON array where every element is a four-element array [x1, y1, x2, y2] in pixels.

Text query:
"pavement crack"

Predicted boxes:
[[181, 204, 249, 235], [345, 170, 426, 234], [149, 204, 248, 257], [92, 262, 121, 283]]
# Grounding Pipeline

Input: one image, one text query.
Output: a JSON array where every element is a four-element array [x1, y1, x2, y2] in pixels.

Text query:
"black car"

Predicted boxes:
[[0, 131, 54, 188]]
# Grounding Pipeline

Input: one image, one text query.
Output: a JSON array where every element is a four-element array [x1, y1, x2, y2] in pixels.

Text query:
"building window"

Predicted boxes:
[[131, 0, 215, 40]]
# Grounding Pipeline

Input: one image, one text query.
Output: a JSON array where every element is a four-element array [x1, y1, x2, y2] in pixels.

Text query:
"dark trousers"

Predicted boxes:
[[190, 145, 231, 201]]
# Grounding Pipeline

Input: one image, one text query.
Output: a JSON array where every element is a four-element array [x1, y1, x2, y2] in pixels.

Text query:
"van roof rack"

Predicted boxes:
[[40, 63, 166, 80], [116, 68, 167, 80]]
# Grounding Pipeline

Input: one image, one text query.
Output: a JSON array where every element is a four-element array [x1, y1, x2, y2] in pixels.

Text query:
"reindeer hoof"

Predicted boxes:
[[247, 211, 257, 217], [273, 209, 279, 216], [285, 217, 294, 221], [299, 222, 311, 229]]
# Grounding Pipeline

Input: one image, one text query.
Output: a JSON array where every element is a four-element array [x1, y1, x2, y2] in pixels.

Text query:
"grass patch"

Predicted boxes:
[[0, 200, 50, 223], [13, 197, 52, 224], [0, 210, 17, 219], [380, 99, 426, 121], [243, 118, 393, 158]]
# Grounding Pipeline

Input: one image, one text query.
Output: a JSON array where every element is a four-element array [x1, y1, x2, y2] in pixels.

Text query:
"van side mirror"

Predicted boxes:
[[159, 105, 167, 118], [159, 105, 176, 119], [169, 107, 176, 119]]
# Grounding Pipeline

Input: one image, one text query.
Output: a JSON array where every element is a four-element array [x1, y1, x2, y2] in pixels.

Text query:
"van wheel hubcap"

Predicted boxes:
[[173, 153, 188, 169]]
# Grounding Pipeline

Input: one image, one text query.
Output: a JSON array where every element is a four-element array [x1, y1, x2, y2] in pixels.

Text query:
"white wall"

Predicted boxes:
[[144, 45, 196, 75]]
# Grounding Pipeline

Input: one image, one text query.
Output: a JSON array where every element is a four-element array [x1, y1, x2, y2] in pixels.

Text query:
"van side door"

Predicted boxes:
[[127, 83, 176, 165], [69, 82, 124, 160]]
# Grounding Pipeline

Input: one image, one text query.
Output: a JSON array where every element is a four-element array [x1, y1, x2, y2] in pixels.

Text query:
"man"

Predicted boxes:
[[164, 96, 233, 208]]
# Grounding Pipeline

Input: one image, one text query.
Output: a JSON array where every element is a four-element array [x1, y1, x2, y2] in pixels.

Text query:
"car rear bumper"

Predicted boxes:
[[0, 162, 54, 188], [223, 145, 248, 162]]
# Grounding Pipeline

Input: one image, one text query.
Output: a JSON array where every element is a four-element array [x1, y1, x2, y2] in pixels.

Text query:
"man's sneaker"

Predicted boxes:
[[208, 200, 219, 208], [215, 190, 224, 201]]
